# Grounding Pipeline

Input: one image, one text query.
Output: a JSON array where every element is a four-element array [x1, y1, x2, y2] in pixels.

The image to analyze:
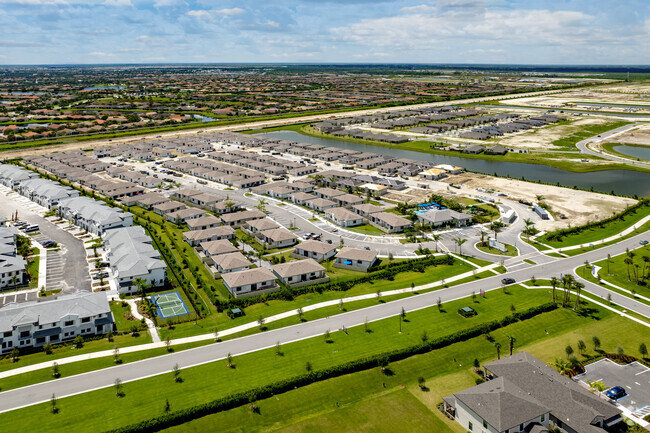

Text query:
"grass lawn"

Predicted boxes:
[[588, 245, 650, 300], [158, 259, 475, 341], [110, 301, 145, 333], [0, 332, 152, 374], [550, 120, 630, 149], [159, 294, 649, 433], [0, 286, 575, 432], [559, 221, 650, 256], [475, 242, 518, 257], [346, 224, 386, 236], [537, 202, 650, 248], [26, 255, 39, 288]]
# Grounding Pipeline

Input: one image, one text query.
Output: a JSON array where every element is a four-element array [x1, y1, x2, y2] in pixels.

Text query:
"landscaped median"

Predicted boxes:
[[0, 287, 561, 432]]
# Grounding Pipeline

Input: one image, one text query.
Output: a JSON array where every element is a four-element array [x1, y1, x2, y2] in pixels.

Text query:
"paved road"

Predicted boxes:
[[0, 228, 648, 414], [0, 89, 571, 161], [575, 123, 650, 169], [0, 190, 90, 293]]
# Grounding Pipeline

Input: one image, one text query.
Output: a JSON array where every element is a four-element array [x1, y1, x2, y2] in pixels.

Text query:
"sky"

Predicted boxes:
[[0, 0, 648, 65]]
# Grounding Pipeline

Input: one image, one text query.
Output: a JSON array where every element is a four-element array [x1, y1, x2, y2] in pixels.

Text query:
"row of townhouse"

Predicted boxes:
[[0, 227, 27, 290], [163, 158, 265, 189], [103, 226, 167, 295], [57, 196, 133, 236], [0, 291, 113, 353]]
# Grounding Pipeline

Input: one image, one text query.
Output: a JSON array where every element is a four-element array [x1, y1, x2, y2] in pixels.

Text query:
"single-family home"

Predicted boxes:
[[291, 239, 337, 262], [271, 258, 329, 288], [221, 267, 278, 298], [212, 252, 252, 275], [325, 207, 364, 227], [368, 212, 412, 233], [220, 210, 266, 227], [334, 247, 378, 272], [259, 228, 298, 249], [182, 226, 235, 246]]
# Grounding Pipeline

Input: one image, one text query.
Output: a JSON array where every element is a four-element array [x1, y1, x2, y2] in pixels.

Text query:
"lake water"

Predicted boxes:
[[613, 145, 650, 161], [83, 86, 125, 91], [193, 114, 216, 122], [256, 130, 650, 197]]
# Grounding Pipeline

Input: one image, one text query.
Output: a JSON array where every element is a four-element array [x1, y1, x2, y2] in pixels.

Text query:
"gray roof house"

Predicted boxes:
[[57, 196, 133, 235], [0, 164, 39, 189], [0, 291, 113, 352], [18, 178, 80, 209], [103, 226, 166, 294], [443, 352, 622, 433], [182, 226, 235, 246]]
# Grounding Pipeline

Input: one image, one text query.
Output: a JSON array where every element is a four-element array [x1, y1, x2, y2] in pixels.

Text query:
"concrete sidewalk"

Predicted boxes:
[[0, 261, 498, 380]]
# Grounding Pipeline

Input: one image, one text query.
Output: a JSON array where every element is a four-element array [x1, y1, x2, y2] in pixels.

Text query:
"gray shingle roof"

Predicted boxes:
[[0, 291, 110, 331], [104, 226, 166, 279]]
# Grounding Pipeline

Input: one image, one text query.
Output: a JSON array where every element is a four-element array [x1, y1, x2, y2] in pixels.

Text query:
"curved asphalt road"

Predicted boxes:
[[575, 123, 650, 169], [0, 229, 648, 414]]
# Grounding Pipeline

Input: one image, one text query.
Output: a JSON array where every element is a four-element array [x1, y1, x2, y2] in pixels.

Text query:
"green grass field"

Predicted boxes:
[[589, 245, 650, 299], [537, 202, 650, 248], [475, 242, 518, 256], [159, 296, 649, 433], [5, 284, 648, 433], [550, 121, 630, 149], [345, 224, 386, 236], [0, 286, 561, 432]]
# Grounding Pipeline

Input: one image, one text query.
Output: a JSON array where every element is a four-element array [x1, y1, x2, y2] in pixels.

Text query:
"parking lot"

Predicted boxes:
[[0, 291, 37, 307], [576, 358, 650, 418]]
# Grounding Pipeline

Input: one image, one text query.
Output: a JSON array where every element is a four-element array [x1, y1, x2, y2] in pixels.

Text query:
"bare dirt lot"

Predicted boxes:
[[443, 173, 635, 231], [498, 117, 609, 150], [604, 123, 650, 146]]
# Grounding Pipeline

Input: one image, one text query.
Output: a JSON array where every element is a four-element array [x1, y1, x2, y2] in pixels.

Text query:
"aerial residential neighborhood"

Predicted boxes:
[[0, 1, 648, 433]]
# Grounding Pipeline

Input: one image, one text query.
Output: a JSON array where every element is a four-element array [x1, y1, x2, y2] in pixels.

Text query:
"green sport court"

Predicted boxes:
[[152, 291, 189, 319]]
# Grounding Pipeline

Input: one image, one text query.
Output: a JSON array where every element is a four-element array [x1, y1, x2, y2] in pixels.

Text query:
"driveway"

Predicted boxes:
[[0, 189, 90, 293], [576, 358, 650, 418]]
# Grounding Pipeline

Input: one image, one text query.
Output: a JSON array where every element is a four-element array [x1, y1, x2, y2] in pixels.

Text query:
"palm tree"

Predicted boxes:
[[550, 276, 559, 303], [132, 277, 149, 301], [535, 194, 545, 202], [479, 230, 487, 245], [494, 342, 502, 360], [453, 237, 467, 255], [573, 281, 585, 311], [554, 358, 572, 376], [490, 221, 505, 241], [508, 336, 516, 356], [624, 257, 633, 280], [255, 198, 268, 213], [431, 234, 441, 252]]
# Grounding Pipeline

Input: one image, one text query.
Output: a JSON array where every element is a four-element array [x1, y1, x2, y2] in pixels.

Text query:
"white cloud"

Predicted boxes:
[[334, 8, 592, 50], [89, 51, 116, 57], [153, 0, 187, 7], [213, 7, 244, 16], [186, 10, 212, 20], [400, 4, 436, 13], [104, 0, 132, 6], [0, 0, 67, 4]]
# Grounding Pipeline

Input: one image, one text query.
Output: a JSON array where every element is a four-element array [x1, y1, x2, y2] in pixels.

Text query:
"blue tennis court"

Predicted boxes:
[[152, 291, 189, 319]]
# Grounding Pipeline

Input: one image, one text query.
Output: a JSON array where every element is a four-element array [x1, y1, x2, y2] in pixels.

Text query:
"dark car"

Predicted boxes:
[[605, 386, 626, 400], [640, 240, 649, 246], [501, 278, 516, 285]]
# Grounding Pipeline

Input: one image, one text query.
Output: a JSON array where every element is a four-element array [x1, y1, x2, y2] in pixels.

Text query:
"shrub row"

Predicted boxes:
[[105, 302, 557, 433], [213, 254, 455, 311], [544, 199, 649, 242]]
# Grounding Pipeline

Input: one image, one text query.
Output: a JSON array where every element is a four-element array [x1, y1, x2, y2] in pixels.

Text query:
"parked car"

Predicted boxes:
[[24, 224, 39, 233], [604, 386, 626, 400], [640, 240, 649, 245], [92, 272, 109, 280], [501, 278, 516, 285]]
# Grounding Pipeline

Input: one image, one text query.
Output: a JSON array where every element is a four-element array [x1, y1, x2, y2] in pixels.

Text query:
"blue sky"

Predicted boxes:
[[0, 0, 648, 65]]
